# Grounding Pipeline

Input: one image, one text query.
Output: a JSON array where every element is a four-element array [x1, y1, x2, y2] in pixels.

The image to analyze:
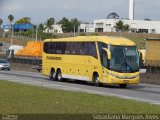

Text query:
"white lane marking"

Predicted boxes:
[[0, 71, 42, 78], [43, 83, 160, 105], [140, 83, 160, 88], [148, 93, 160, 97], [11, 70, 40, 74], [117, 89, 137, 94], [0, 75, 160, 105]]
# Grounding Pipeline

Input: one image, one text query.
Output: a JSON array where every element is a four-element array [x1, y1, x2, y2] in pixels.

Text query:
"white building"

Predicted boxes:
[[93, 19, 160, 34], [43, 19, 160, 34], [79, 0, 160, 34], [44, 24, 63, 33], [79, 24, 95, 33], [94, 19, 116, 33]]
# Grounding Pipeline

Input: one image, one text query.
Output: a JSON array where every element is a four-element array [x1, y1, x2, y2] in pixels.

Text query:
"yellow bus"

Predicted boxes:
[[42, 36, 140, 88]]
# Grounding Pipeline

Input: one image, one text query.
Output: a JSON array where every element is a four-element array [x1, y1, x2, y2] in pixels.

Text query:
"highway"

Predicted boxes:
[[0, 70, 160, 105]]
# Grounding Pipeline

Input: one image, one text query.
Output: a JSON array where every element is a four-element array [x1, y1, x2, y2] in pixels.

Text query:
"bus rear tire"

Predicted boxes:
[[56, 69, 63, 82], [93, 73, 102, 87], [50, 69, 56, 81], [119, 84, 127, 88]]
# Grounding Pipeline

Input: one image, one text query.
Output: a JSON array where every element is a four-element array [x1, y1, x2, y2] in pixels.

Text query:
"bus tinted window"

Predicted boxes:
[[43, 42, 49, 53], [87, 42, 97, 57], [43, 42, 97, 58]]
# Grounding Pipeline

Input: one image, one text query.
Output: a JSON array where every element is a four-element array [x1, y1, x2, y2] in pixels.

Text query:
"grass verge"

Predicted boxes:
[[0, 80, 160, 114]]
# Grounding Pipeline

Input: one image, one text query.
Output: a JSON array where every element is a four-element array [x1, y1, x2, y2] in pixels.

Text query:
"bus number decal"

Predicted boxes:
[[46, 56, 62, 60]]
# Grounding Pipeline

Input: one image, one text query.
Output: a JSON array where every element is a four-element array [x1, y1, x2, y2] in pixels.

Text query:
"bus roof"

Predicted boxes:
[[44, 36, 136, 46]]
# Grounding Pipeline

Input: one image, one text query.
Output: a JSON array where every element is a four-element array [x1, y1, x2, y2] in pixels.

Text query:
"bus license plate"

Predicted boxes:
[[124, 80, 129, 83]]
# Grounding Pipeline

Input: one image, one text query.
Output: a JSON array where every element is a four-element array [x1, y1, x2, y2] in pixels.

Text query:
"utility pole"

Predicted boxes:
[[36, 25, 38, 41], [77, 25, 80, 35], [74, 25, 75, 36], [11, 24, 14, 45]]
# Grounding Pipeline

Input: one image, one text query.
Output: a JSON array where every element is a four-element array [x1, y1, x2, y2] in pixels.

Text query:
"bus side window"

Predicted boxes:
[[101, 50, 108, 68], [44, 42, 50, 53], [87, 42, 97, 58], [65, 42, 71, 54], [79, 42, 88, 55]]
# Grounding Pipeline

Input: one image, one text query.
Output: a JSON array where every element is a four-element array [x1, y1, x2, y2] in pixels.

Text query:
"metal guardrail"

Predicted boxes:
[[12, 57, 42, 65]]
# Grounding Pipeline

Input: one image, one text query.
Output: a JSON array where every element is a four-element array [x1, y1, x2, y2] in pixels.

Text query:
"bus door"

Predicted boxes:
[[85, 42, 99, 81], [100, 48, 110, 83]]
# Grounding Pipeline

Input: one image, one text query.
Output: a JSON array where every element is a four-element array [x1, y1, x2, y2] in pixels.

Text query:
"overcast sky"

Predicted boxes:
[[0, 0, 160, 25]]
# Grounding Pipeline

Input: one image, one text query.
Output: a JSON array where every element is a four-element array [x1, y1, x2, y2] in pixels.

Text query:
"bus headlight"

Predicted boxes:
[[116, 75, 139, 79]]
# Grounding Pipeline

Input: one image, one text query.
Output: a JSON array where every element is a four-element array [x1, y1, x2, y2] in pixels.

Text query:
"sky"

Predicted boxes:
[[0, 0, 160, 25]]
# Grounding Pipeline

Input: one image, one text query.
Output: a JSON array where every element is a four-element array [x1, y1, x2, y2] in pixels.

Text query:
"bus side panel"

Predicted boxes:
[[85, 56, 103, 82]]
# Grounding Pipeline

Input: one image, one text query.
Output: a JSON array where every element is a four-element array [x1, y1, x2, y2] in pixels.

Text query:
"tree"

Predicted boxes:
[[70, 18, 80, 32], [38, 23, 45, 33], [8, 14, 14, 23], [45, 18, 55, 33], [58, 17, 80, 33], [8, 15, 14, 45], [107, 12, 119, 19], [16, 17, 31, 24], [144, 18, 152, 21], [0, 18, 3, 28], [59, 17, 71, 33], [123, 24, 130, 32], [114, 20, 123, 31], [114, 20, 130, 32]]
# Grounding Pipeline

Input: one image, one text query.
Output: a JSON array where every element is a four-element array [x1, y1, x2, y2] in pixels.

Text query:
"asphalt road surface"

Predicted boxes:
[[0, 70, 160, 105]]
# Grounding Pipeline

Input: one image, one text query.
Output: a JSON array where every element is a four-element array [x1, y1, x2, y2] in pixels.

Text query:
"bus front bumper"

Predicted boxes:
[[107, 75, 140, 84]]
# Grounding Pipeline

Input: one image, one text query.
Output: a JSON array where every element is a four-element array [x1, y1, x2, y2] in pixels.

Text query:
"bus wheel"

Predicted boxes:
[[93, 73, 102, 87], [119, 84, 127, 88], [56, 70, 63, 82], [50, 70, 56, 80]]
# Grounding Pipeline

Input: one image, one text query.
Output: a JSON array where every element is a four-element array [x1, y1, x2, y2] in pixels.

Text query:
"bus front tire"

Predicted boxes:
[[56, 70, 63, 82], [93, 74, 102, 87], [119, 84, 127, 88]]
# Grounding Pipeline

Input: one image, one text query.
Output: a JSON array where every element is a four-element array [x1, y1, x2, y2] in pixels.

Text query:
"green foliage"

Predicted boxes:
[[115, 20, 124, 31], [114, 20, 130, 32], [123, 24, 130, 31], [38, 33, 58, 40], [59, 17, 71, 33], [8, 14, 14, 23], [59, 17, 80, 33], [107, 12, 119, 19], [38, 23, 45, 33], [144, 18, 152, 21], [16, 17, 31, 24], [45, 18, 55, 33], [70, 18, 80, 32], [14, 30, 57, 40], [0, 18, 3, 27], [79, 33, 85, 36], [0, 80, 160, 114]]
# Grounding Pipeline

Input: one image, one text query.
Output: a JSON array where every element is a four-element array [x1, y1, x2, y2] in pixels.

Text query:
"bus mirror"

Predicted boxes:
[[138, 50, 145, 68], [102, 48, 111, 60], [138, 50, 145, 61]]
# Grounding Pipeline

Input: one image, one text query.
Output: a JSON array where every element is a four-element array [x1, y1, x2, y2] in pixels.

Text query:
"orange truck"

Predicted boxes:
[[16, 41, 43, 57], [144, 38, 160, 73]]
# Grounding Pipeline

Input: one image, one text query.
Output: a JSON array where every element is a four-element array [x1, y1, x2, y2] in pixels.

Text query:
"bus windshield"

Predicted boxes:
[[110, 45, 139, 73]]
